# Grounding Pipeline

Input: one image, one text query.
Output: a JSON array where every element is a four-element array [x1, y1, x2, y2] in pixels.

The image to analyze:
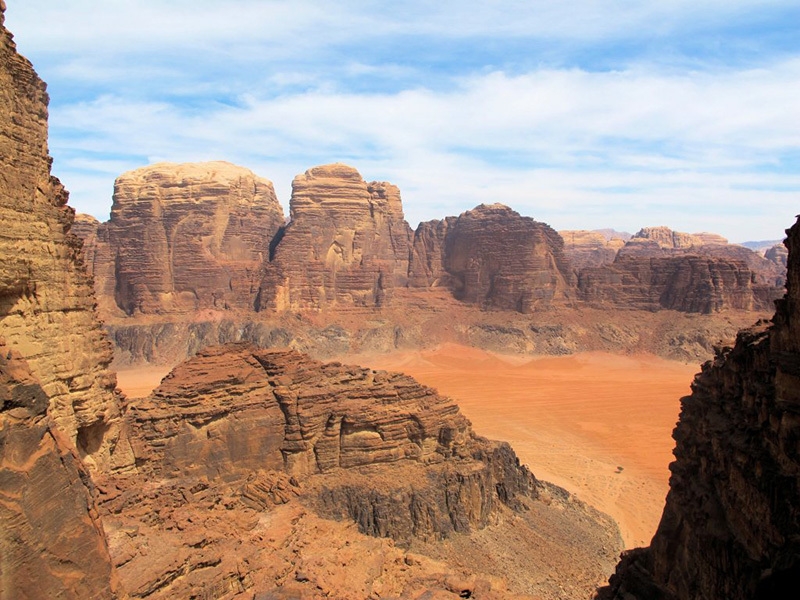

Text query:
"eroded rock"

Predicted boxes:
[[597, 217, 800, 599], [259, 163, 413, 310]]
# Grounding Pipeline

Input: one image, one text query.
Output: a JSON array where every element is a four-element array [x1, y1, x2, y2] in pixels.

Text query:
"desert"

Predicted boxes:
[[3, 2, 800, 600]]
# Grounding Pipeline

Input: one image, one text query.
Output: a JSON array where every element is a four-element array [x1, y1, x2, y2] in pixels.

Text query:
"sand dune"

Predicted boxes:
[[115, 345, 698, 549]]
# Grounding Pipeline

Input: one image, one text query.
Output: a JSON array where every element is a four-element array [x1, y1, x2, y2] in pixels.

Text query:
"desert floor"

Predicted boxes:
[[116, 345, 699, 549]]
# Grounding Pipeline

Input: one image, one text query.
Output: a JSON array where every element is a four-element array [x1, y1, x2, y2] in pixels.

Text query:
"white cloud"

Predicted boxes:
[[4, 0, 799, 241]]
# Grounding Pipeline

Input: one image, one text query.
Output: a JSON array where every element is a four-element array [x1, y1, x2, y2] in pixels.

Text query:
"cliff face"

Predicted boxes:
[[598, 216, 800, 599], [0, 3, 128, 471], [0, 6, 123, 597], [578, 227, 783, 314], [560, 229, 627, 271], [259, 163, 413, 311], [105, 161, 285, 315], [0, 344, 120, 599], [409, 204, 576, 312], [128, 345, 471, 480]]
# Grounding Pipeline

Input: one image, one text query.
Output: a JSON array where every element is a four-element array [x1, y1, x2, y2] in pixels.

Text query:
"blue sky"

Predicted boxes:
[[5, 0, 800, 241]]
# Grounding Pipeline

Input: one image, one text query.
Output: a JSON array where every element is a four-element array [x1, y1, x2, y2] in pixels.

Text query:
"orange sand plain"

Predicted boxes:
[[115, 345, 699, 549]]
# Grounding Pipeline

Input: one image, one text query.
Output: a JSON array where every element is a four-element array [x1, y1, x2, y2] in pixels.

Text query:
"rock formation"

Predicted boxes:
[[0, 343, 121, 599], [577, 227, 784, 313], [107, 161, 285, 315], [1, 6, 125, 597], [766, 242, 788, 269], [72, 213, 120, 317], [0, 3, 128, 471], [258, 163, 413, 311], [560, 229, 627, 270], [409, 204, 575, 312], [103, 344, 621, 598], [597, 217, 800, 599]]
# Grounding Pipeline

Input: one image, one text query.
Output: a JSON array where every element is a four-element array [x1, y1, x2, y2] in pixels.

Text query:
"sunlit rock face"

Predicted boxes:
[[258, 163, 413, 311], [106, 161, 285, 315], [0, 5, 124, 597], [598, 217, 800, 599], [577, 226, 784, 313]]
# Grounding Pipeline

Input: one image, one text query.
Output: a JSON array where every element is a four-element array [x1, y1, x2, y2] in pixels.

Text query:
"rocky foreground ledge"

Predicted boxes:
[[597, 216, 800, 600], [97, 344, 621, 598]]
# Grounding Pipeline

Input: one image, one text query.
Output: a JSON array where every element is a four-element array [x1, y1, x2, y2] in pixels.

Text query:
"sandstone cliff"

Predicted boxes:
[[0, 3, 128, 471], [577, 227, 783, 313], [409, 204, 576, 312], [597, 217, 800, 599], [107, 161, 285, 315], [1, 6, 124, 597], [259, 163, 413, 311], [72, 213, 120, 317], [0, 343, 121, 599], [560, 229, 627, 271]]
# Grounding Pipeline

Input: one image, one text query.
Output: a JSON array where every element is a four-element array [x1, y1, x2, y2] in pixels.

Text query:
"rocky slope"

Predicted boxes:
[[105, 161, 285, 315], [258, 163, 413, 310], [101, 344, 621, 598], [597, 217, 800, 599], [1, 6, 125, 597], [409, 204, 576, 312]]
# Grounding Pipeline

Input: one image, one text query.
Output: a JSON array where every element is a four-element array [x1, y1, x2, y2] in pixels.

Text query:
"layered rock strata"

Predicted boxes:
[[598, 216, 800, 599], [0, 3, 128, 471], [107, 343, 621, 598], [259, 163, 413, 310], [577, 227, 784, 313], [108, 161, 285, 314], [1, 7, 125, 597], [0, 343, 120, 599], [560, 229, 627, 270], [409, 204, 575, 312]]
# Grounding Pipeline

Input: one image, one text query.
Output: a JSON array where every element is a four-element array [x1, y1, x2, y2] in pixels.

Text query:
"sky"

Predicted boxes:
[[4, 0, 800, 242]]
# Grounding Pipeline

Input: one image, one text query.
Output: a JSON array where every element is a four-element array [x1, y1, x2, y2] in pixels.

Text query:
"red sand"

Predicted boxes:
[[353, 345, 698, 549], [115, 345, 699, 549]]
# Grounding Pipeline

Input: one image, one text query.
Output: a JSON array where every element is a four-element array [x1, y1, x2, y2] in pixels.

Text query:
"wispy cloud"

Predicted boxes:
[[4, 0, 800, 241]]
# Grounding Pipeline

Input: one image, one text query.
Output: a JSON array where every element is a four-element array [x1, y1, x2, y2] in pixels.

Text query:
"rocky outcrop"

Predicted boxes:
[[72, 214, 120, 317], [409, 204, 576, 312], [0, 3, 128, 471], [107, 161, 285, 315], [128, 344, 473, 480], [0, 343, 121, 599], [766, 243, 788, 269], [1, 7, 125, 597], [577, 227, 784, 313], [259, 163, 413, 311], [560, 229, 627, 270], [598, 217, 800, 599], [107, 343, 621, 598]]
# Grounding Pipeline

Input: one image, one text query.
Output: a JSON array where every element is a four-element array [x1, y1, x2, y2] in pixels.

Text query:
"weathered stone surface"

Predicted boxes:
[[560, 229, 627, 270], [0, 342, 121, 599], [259, 163, 413, 310], [577, 227, 784, 313], [766, 242, 788, 269], [409, 204, 575, 312], [0, 5, 128, 471], [598, 216, 800, 599], [73, 213, 120, 317], [128, 344, 472, 480], [107, 161, 284, 315], [108, 343, 621, 598]]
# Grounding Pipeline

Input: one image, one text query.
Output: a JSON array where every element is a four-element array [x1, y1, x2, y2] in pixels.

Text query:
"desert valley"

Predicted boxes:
[[3, 3, 800, 600]]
